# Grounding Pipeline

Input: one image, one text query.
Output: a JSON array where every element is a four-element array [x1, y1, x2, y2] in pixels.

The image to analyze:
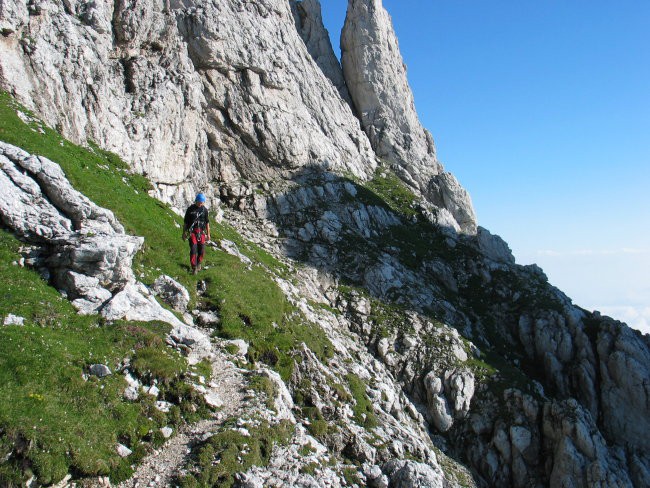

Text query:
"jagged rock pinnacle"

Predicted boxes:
[[341, 0, 477, 234]]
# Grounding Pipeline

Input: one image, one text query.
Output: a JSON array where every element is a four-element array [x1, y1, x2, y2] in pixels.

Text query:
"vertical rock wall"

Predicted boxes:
[[0, 0, 207, 205], [0, 0, 478, 234], [290, 0, 353, 106]]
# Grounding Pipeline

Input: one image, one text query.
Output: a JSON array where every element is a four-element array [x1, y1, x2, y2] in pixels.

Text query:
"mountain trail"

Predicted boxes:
[[117, 349, 248, 488]]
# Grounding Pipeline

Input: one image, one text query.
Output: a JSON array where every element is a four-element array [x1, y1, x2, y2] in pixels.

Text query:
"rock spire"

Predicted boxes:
[[341, 0, 477, 234]]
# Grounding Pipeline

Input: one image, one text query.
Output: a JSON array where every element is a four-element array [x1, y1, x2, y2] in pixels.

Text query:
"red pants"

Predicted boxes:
[[189, 229, 206, 267]]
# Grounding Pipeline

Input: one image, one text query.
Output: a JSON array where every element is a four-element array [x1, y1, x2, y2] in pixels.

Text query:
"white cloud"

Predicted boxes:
[[536, 248, 650, 258], [595, 306, 650, 335]]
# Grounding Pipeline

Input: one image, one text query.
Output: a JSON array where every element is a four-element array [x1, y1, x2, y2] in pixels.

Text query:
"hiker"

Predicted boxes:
[[182, 193, 211, 274]]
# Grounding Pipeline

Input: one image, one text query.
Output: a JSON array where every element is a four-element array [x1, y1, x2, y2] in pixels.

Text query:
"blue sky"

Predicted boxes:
[[320, 0, 650, 333]]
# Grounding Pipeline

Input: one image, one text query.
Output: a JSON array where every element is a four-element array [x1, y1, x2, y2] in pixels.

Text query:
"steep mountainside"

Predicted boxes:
[[1, 1, 649, 487]]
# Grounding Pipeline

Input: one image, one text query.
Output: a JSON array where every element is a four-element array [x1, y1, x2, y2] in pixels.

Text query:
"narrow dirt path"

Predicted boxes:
[[117, 350, 247, 488]]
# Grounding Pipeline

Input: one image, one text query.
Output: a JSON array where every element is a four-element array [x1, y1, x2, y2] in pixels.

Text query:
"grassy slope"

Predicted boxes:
[[0, 93, 213, 484], [0, 226, 188, 485], [0, 92, 333, 485]]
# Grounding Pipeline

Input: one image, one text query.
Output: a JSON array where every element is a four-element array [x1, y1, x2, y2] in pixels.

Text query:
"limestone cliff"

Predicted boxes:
[[0, 1, 649, 487]]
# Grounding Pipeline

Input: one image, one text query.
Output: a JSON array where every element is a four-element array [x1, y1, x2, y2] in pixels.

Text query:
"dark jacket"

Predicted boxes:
[[184, 204, 209, 232]]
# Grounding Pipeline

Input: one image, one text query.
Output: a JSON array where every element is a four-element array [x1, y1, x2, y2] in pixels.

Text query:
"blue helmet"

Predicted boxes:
[[195, 193, 206, 203]]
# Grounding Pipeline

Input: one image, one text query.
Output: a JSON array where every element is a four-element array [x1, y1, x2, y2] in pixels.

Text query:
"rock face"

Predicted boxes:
[[384, 459, 446, 488], [0, 0, 474, 233], [261, 168, 650, 487], [0, 0, 378, 210], [1, 0, 205, 204], [341, 0, 477, 234], [291, 0, 352, 105], [177, 0, 378, 187]]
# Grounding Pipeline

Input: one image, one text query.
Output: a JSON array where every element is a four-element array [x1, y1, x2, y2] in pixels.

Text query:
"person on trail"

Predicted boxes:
[[183, 193, 211, 274]]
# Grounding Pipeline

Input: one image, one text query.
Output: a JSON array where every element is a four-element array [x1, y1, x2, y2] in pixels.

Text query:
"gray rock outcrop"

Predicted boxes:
[[515, 309, 650, 455], [89, 364, 112, 378], [152, 274, 191, 312], [383, 459, 446, 488], [477, 226, 515, 264], [0, 141, 142, 296], [543, 399, 634, 488], [341, 0, 477, 234]]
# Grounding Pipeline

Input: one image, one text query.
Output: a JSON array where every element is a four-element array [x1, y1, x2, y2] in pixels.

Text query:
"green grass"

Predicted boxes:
[[0, 230, 192, 485], [0, 93, 184, 284], [346, 374, 377, 429], [362, 166, 419, 219], [179, 419, 293, 488], [302, 406, 334, 438], [200, 255, 334, 380], [249, 374, 278, 411]]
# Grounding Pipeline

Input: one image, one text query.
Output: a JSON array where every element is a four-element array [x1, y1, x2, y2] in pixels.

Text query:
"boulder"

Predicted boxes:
[[101, 282, 182, 325], [446, 369, 475, 417], [364, 464, 389, 488], [89, 364, 112, 378], [383, 459, 446, 488], [197, 310, 220, 327], [224, 339, 249, 357], [344, 435, 377, 464], [0, 150, 72, 241], [123, 386, 139, 401], [219, 240, 253, 267], [116, 444, 132, 458], [233, 472, 264, 488], [152, 275, 190, 312], [51, 233, 142, 290], [3, 314, 25, 326], [204, 392, 224, 409]]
